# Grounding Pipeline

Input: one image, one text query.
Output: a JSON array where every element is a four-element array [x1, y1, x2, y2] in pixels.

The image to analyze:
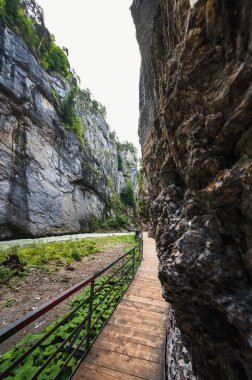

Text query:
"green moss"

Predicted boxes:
[[0, 239, 99, 273], [83, 160, 101, 180], [106, 176, 124, 215]]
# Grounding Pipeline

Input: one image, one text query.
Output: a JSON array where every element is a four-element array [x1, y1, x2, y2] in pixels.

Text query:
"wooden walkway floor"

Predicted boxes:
[[73, 233, 168, 380]]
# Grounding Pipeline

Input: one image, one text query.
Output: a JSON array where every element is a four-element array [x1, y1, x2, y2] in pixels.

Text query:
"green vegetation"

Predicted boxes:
[[0, 236, 140, 378], [60, 87, 84, 145], [120, 181, 136, 208], [0, 1, 108, 144], [106, 176, 125, 215], [0, 271, 139, 378], [117, 152, 123, 171], [0, 235, 136, 286], [0, 0, 71, 77], [117, 141, 137, 155], [83, 160, 101, 180], [88, 215, 130, 233], [78, 88, 107, 118]]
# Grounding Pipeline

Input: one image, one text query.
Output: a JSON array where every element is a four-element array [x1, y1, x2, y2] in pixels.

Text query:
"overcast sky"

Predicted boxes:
[[36, 0, 141, 152]]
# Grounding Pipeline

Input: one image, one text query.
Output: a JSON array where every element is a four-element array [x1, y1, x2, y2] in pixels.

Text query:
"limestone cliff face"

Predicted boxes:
[[0, 25, 137, 239], [132, 0, 252, 379]]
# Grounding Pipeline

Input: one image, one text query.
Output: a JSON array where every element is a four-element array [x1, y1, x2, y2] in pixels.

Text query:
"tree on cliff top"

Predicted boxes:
[[0, 0, 70, 77]]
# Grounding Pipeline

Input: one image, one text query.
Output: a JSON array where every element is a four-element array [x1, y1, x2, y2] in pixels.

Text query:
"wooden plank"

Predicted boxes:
[[120, 298, 168, 314], [73, 234, 167, 380], [117, 303, 167, 318], [95, 324, 165, 348], [107, 320, 165, 337], [93, 336, 163, 363], [84, 346, 163, 380], [124, 294, 166, 308], [109, 310, 166, 328], [126, 288, 163, 301], [76, 361, 142, 380]]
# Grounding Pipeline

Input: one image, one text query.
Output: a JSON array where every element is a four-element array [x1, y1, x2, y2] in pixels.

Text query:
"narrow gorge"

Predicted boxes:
[[0, 1, 138, 239], [132, 0, 252, 379]]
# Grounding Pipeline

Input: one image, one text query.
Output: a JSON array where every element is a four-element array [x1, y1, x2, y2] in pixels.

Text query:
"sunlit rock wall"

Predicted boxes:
[[0, 26, 137, 239]]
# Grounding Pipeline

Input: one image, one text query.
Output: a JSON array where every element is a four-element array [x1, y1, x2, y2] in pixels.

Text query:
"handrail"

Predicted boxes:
[[0, 232, 143, 379]]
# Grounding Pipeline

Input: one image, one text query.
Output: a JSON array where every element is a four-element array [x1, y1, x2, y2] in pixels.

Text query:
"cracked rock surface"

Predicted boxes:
[[132, 0, 252, 379], [0, 25, 137, 239]]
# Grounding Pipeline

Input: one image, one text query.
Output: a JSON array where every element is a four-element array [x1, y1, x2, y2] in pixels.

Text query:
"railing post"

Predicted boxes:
[[121, 257, 124, 279], [132, 248, 135, 278], [141, 236, 143, 261], [85, 279, 95, 352]]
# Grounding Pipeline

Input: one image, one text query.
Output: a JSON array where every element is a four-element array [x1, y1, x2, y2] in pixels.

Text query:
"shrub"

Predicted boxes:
[[120, 181, 136, 208], [117, 152, 123, 171], [0, 265, 13, 284], [0, 0, 71, 78]]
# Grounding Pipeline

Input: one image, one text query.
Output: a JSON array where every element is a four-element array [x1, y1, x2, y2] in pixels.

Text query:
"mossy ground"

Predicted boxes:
[[0, 235, 136, 287]]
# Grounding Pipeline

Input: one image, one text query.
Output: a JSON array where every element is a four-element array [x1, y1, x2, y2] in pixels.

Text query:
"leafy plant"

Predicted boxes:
[[0, 0, 71, 78], [120, 181, 136, 208], [3, 298, 16, 308], [0, 258, 141, 379]]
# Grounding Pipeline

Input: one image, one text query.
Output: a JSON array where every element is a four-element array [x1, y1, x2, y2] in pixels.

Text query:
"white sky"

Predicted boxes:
[[36, 0, 141, 153]]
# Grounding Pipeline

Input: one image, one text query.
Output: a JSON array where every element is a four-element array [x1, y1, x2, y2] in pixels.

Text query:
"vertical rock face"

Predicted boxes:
[[0, 25, 138, 239], [132, 0, 252, 379]]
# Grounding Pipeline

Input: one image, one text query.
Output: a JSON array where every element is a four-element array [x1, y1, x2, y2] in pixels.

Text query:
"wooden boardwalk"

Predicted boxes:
[[73, 233, 168, 380]]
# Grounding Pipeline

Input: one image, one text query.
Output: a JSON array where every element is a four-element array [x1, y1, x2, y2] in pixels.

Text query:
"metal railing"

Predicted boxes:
[[0, 233, 143, 380]]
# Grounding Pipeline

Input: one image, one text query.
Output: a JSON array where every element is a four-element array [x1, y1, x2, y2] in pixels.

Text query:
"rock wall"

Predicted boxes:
[[0, 25, 137, 239], [132, 0, 252, 379]]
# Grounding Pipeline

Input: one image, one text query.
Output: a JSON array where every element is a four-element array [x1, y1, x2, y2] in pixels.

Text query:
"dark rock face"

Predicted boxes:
[[132, 0, 252, 379], [0, 26, 137, 239]]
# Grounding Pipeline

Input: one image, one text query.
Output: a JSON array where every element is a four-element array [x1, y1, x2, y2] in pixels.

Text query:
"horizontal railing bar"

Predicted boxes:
[[55, 263, 135, 380], [0, 300, 91, 379], [68, 242, 143, 379], [90, 264, 133, 332], [0, 291, 93, 378], [0, 233, 143, 380], [93, 253, 133, 296], [91, 268, 130, 315], [0, 239, 141, 344], [30, 311, 91, 380]]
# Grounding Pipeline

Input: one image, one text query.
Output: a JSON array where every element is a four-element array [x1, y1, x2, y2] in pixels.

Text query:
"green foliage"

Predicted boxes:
[[58, 86, 85, 145], [83, 160, 101, 180], [3, 298, 16, 307], [0, 248, 141, 378], [120, 181, 136, 208], [109, 130, 117, 141], [0, 0, 71, 78], [40, 41, 70, 77], [0, 265, 13, 284], [106, 215, 130, 229], [106, 176, 125, 215], [0, 235, 136, 284], [0, 239, 99, 275], [117, 152, 123, 171], [117, 141, 137, 155]]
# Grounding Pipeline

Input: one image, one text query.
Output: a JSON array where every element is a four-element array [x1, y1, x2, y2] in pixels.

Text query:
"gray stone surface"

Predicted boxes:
[[0, 26, 138, 239], [132, 0, 252, 379]]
